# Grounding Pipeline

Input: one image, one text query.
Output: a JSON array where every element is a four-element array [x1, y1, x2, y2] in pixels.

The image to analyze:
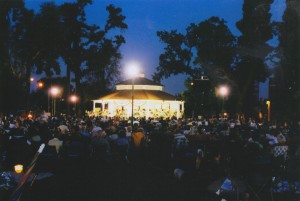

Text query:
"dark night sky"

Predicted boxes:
[[26, 0, 286, 98]]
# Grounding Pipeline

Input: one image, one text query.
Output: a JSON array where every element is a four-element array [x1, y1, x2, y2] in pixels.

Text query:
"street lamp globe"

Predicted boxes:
[[49, 86, 61, 116], [70, 95, 78, 103], [217, 85, 230, 116], [126, 61, 140, 78], [219, 85, 229, 97], [50, 87, 60, 97], [37, 81, 44, 89]]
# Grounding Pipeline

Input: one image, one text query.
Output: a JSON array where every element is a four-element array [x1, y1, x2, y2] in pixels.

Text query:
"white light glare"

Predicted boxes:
[[219, 85, 229, 97], [126, 61, 140, 78]]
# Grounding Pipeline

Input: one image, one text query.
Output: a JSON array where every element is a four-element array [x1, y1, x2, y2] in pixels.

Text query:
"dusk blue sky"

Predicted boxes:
[[26, 0, 286, 98]]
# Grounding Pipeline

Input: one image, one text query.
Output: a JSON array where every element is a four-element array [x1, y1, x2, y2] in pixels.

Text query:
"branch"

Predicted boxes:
[[32, 50, 41, 61]]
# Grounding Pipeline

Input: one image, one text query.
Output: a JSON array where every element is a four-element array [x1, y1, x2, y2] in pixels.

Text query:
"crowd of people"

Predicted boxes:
[[0, 111, 299, 200]]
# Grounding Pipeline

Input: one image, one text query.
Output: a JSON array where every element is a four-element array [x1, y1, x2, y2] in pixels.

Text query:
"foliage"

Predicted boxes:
[[154, 17, 236, 117], [0, 0, 63, 112], [83, 4, 127, 98], [0, 0, 127, 114], [234, 0, 274, 116], [0, 0, 29, 112], [58, 1, 127, 112], [271, 0, 300, 121], [154, 1, 276, 117], [154, 17, 236, 84]]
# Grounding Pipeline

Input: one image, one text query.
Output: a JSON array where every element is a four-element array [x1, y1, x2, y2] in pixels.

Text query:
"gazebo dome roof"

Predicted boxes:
[[116, 76, 163, 87], [94, 74, 180, 101], [115, 74, 164, 91], [98, 89, 176, 101]]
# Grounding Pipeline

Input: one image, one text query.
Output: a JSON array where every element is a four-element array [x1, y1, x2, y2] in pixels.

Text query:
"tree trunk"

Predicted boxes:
[[74, 71, 81, 116], [25, 65, 32, 110], [66, 64, 71, 115], [236, 71, 253, 116]]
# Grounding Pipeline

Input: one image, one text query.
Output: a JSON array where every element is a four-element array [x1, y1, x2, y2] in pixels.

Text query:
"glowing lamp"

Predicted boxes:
[[259, 112, 263, 119], [266, 100, 271, 122], [217, 85, 230, 114], [30, 77, 34, 82], [50, 87, 60, 97], [27, 114, 33, 119], [37, 82, 44, 89], [14, 164, 23, 174], [126, 61, 140, 78], [70, 95, 78, 103], [219, 86, 229, 97]]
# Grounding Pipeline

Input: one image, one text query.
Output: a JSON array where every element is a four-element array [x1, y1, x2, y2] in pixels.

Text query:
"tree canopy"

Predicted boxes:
[[154, 0, 277, 117], [154, 17, 236, 86], [271, 0, 300, 121], [0, 0, 127, 113]]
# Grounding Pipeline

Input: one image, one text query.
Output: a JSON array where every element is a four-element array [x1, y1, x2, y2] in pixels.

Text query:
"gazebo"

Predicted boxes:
[[92, 74, 184, 119]]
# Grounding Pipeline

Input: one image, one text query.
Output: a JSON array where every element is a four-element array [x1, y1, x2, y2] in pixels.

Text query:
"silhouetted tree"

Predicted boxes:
[[272, 0, 300, 121], [235, 0, 274, 117], [59, 2, 127, 114], [0, 1, 62, 112], [154, 17, 236, 117], [0, 0, 26, 112], [59, 0, 91, 113], [0, 0, 127, 114], [82, 4, 127, 103]]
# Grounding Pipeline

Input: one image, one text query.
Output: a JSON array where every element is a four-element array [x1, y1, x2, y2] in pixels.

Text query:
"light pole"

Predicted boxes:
[[50, 86, 60, 116], [266, 100, 271, 122], [37, 81, 48, 111], [28, 77, 35, 109], [70, 94, 79, 115], [218, 85, 229, 116], [126, 62, 140, 127], [131, 78, 134, 127]]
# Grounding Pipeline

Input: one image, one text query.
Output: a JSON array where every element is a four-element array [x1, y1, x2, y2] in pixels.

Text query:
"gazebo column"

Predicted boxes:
[[109, 101, 115, 117], [102, 101, 104, 112], [176, 101, 180, 119], [146, 101, 150, 120], [93, 101, 96, 112], [181, 101, 184, 117]]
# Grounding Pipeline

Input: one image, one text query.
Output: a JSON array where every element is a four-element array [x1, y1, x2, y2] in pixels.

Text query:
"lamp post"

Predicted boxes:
[[126, 62, 140, 127], [218, 85, 229, 116], [266, 100, 271, 122], [70, 94, 79, 115], [28, 77, 35, 109], [50, 86, 60, 116], [131, 78, 134, 127], [37, 81, 48, 111]]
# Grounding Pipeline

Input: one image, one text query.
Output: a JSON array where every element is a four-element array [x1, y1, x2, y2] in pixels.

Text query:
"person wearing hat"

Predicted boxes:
[[129, 124, 146, 162], [131, 124, 145, 148], [48, 132, 63, 153], [57, 122, 69, 135]]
